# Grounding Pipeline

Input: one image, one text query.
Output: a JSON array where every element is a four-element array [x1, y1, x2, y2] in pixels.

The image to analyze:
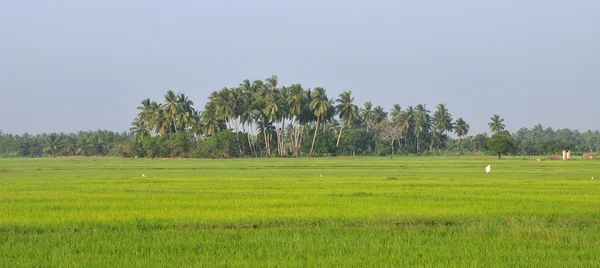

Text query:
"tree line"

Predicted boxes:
[[1, 75, 599, 158]]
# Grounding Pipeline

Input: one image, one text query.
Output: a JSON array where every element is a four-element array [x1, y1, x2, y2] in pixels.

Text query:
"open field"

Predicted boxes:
[[1, 157, 599, 267]]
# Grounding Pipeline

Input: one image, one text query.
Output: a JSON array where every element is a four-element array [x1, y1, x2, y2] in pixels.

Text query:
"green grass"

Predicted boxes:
[[1, 157, 599, 267]]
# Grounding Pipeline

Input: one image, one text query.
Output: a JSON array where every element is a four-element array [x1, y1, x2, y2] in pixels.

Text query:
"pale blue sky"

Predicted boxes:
[[1, 0, 598, 135]]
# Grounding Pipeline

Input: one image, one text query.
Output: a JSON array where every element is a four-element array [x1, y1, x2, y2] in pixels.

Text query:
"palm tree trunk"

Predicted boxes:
[[282, 118, 287, 155], [416, 136, 419, 154], [246, 131, 253, 157], [299, 124, 306, 154], [336, 124, 344, 147], [458, 137, 461, 151], [250, 123, 257, 156], [310, 117, 320, 156], [276, 119, 281, 156]]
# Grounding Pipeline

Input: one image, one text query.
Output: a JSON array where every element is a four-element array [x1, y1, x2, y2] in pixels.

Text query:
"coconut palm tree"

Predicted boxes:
[[176, 93, 195, 132], [287, 84, 306, 152], [263, 92, 281, 155], [213, 88, 236, 130], [374, 106, 388, 125], [390, 104, 402, 123], [489, 114, 506, 134], [239, 97, 259, 155], [433, 103, 453, 149], [44, 133, 62, 156], [454, 117, 470, 151], [136, 99, 161, 133], [413, 116, 429, 154], [265, 75, 278, 92], [360, 102, 377, 131], [335, 91, 359, 147], [309, 87, 330, 155], [130, 117, 151, 141], [413, 105, 431, 153], [398, 107, 414, 148], [163, 90, 180, 132], [200, 103, 222, 136], [153, 108, 173, 136]]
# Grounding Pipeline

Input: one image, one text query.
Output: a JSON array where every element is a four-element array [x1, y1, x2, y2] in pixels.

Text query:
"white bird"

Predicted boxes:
[[485, 165, 491, 174], [592, 177, 594, 180], [142, 174, 145, 177], [320, 174, 323, 177]]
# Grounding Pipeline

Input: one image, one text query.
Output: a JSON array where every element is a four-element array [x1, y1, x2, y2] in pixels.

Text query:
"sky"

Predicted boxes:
[[1, 0, 598, 135]]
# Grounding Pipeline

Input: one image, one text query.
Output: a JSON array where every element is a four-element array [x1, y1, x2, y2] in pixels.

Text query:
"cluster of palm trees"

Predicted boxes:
[[0, 131, 128, 157], [131, 75, 478, 156], [130, 91, 199, 138]]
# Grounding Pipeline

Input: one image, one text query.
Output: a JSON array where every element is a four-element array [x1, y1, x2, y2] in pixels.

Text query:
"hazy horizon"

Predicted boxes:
[[1, 0, 598, 135]]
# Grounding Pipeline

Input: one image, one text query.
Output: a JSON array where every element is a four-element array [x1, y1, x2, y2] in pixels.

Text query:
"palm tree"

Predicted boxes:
[[374, 106, 388, 125], [213, 88, 235, 130], [413, 116, 429, 154], [413, 105, 430, 153], [287, 84, 306, 152], [454, 117, 470, 151], [163, 90, 180, 133], [130, 117, 151, 141], [398, 107, 414, 148], [239, 98, 259, 155], [335, 91, 359, 147], [263, 92, 281, 155], [309, 87, 330, 155], [390, 104, 402, 123], [136, 99, 160, 133], [200, 103, 222, 136], [153, 108, 172, 136], [62, 134, 77, 156], [189, 110, 203, 138], [399, 106, 414, 141], [360, 102, 377, 131], [265, 75, 278, 92], [176, 93, 195, 132], [489, 114, 506, 134], [433, 103, 453, 149]]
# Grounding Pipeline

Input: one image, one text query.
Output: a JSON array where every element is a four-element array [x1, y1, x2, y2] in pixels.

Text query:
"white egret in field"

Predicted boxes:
[[485, 165, 491, 174], [142, 174, 145, 177], [320, 174, 323, 178]]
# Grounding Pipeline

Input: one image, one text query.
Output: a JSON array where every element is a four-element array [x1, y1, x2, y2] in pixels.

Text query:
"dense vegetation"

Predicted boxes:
[[1, 157, 599, 266], [1, 75, 600, 158]]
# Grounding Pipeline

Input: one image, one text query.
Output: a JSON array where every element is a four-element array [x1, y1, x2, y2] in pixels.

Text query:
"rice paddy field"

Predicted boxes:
[[1, 157, 599, 267]]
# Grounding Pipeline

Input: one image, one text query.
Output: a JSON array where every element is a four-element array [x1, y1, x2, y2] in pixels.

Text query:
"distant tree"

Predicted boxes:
[[453, 117, 470, 151], [487, 133, 514, 159], [488, 114, 506, 134], [335, 91, 359, 147], [378, 121, 403, 158], [433, 103, 453, 149], [360, 102, 377, 132], [309, 87, 330, 155]]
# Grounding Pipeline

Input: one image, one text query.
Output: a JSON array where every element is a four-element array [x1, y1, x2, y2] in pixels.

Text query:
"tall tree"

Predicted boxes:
[[309, 87, 330, 155], [360, 102, 377, 131], [335, 91, 359, 147], [287, 84, 306, 153], [176, 93, 195, 132], [130, 117, 150, 141], [390, 104, 402, 123], [489, 114, 506, 134], [379, 121, 402, 158], [453, 117, 470, 151], [433, 103, 453, 149], [163, 90, 180, 133]]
